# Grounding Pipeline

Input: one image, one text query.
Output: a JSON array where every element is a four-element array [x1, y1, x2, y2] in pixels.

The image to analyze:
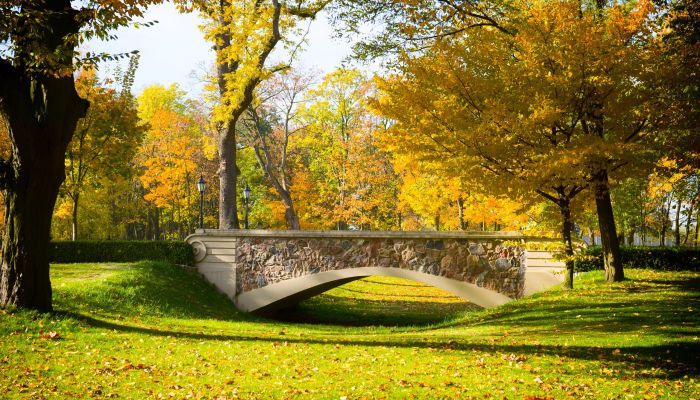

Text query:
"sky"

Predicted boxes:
[[85, 3, 353, 96]]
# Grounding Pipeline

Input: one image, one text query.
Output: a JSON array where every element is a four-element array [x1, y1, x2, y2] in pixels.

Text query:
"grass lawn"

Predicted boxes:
[[0, 262, 698, 399]]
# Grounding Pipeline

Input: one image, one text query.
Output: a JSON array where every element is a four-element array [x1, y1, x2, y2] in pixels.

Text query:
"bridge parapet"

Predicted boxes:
[[186, 230, 565, 312]]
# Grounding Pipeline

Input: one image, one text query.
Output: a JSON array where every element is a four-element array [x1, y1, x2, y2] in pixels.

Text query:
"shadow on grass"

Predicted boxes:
[[56, 310, 699, 379], [267, 296, 480, 327]]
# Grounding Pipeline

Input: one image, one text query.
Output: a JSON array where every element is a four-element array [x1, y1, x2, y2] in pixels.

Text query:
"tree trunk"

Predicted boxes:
[[152, 207, 161, 240], [0, 82, 87, 311], [695, 206, 700, 247], [674, 196, 682, 247], [281, 191, 300, 230], [559, 198, 575, 289], [218, 122, 240, 230], [71, 193, 79, 241], [660, 201, 670, 247], [593, 169, 624, 282], [457, 197, 466, 230], [640, 205, 647, 245], [683, 198, 695, 245], [434, 215, 440, 231], [589, 228, 596, 246]]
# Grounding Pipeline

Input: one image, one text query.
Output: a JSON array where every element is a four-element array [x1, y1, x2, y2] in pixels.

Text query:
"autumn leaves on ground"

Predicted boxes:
[[1, 264, 698, 399]]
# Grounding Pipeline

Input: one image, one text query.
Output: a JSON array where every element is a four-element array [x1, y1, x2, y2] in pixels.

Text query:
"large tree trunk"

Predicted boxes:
[[592, 169, 624, 282], [218, 122, 240, 230], [0, 80, 87, 311], [1, 157, 65, 310], [0, 1, 88, 310]]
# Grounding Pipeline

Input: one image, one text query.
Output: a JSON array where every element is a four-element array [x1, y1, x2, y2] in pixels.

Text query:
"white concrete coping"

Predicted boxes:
[[186, 229, 563, 242]]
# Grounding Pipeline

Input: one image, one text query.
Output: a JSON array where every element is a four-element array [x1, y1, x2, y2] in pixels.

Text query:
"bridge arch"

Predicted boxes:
[[236, 267, 513, 313], [185, 230, 565, 313]]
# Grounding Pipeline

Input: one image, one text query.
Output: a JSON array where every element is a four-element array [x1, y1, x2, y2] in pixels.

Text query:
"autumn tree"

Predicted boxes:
[[295, 69, 399, 230], [0, 0, 160, 310], [239, 69, 317, 229], [187, 0, 328, 230], [136, 84, 216, 239], [371, 0, 674, 286], [63, 59, 144, 241]]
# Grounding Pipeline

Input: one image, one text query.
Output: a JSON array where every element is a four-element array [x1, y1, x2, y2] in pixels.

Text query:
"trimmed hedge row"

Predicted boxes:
[[575, 246, 700, 272], [49, 241, 194, 266]]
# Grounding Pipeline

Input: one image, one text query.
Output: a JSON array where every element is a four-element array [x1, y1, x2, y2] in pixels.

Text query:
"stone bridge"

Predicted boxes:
[[185, 230, 565, 313]]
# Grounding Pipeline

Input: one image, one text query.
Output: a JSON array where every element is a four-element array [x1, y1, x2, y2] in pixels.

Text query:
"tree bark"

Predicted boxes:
[[695, 206, 700, 247], [593, 169, 624, 282], [660, 196, 671, 246], [674, 194, 682, 246], [218, 121, 240, 230], [71, 193, 79, 241], [214, 0, 283, 230], [0, 1, 88, 310], [457, 196, 466, 230], [559, 197, 575, 290], [683, 197, 695, 245]]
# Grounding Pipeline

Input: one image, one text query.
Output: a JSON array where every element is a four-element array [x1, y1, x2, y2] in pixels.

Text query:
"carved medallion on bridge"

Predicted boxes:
[[191, 240, 208, 262], [235, 237, 526, 299]]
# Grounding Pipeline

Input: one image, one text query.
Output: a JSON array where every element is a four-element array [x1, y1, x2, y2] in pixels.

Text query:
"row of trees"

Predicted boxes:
[[37, 60, 699, 253], [42, 66, 535, 240], [1, 0, 697, 310], [336, 0, 699, 285]]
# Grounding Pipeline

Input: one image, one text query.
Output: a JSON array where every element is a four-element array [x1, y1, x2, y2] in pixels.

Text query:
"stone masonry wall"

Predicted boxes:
[[235, 237, 527, 299]]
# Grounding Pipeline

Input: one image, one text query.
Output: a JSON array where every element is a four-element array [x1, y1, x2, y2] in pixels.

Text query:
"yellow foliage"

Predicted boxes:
[[372, 0, 666, 229], [136, 86, 211, 231]]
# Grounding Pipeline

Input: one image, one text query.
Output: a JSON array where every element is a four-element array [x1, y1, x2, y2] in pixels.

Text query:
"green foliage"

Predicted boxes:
[[48, 241, 194, 266], [576, 246, 700, 272]]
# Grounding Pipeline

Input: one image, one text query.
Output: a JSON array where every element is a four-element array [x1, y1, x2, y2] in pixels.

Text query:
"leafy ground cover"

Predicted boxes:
[[0, 262, 698, 399]]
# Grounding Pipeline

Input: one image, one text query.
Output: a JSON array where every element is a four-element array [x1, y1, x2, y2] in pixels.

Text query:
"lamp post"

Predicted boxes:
[[243, 183, 251, 229], [197, 175, 206, 229]]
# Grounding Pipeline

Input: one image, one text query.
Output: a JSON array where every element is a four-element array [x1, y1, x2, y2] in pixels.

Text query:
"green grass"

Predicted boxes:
[[276, 276, 480, 326], [1, 262, 699, 399]]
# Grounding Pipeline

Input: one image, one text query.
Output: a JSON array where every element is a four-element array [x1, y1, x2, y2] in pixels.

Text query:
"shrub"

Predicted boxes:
[[49, 241, 194, 266], [575, 246, 700, 272]]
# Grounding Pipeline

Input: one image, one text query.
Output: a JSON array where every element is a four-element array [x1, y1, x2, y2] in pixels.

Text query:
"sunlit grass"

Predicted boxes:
[[275, 276, 480, 326], [0, 262, 698, 399]]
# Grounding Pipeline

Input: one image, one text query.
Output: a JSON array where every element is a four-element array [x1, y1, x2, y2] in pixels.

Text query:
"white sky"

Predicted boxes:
[[84, 3, 353, 96]]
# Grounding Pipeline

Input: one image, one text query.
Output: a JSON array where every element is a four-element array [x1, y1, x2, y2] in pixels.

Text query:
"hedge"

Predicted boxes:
[[49, 241, 194, 266], [575, 246, 700, 272]]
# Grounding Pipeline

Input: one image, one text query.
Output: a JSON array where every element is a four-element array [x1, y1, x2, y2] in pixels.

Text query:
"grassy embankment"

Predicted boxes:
[[1, 262, 698, 399]]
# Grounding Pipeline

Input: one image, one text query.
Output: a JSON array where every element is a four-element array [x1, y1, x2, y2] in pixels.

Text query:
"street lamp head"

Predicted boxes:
[[243, 183, 251, 200], [197, 175, 206, 194]]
